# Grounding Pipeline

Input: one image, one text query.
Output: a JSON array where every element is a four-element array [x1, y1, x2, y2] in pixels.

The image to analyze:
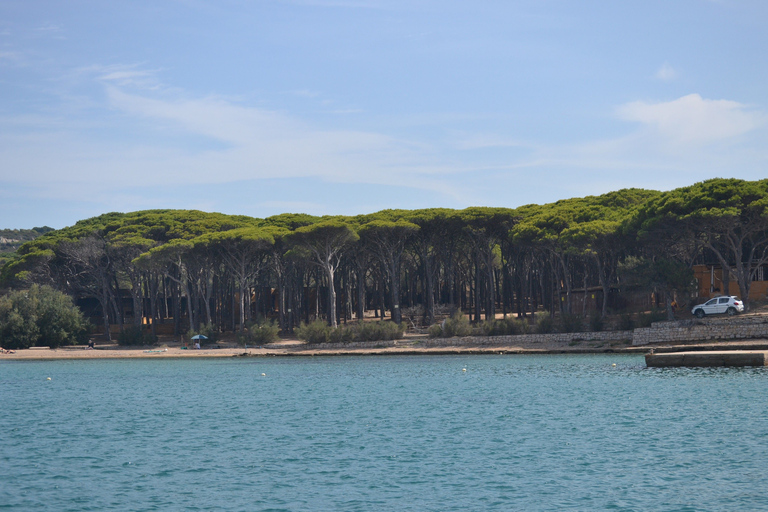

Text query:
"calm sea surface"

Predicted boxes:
[[2, 354, 768, 511]]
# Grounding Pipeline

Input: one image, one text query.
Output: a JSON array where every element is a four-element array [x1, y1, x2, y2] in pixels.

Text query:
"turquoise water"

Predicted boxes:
[[2, 354, 768, 511]]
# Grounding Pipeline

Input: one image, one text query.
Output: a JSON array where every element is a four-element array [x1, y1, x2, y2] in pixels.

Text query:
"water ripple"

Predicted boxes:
[[2, 355, 768, 511]]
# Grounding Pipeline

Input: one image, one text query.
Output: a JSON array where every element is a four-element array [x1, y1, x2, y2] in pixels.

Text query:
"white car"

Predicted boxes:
[[691, 296, 744, 318]]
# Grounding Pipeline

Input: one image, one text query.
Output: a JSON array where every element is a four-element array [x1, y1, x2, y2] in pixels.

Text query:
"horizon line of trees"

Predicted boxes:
[[2, 178, 767, 339]]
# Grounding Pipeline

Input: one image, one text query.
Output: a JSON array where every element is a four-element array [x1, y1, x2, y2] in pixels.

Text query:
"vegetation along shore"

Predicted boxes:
[[1, 178, 767, 353]]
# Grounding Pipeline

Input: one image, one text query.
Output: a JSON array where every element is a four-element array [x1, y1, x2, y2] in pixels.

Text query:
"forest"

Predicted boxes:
[[1, 178, 767, 340], [0, 227, 53, 267]]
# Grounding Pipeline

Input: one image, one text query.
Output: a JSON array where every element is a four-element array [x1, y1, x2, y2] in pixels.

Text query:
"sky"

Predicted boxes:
[[1, 0, 767, 229]]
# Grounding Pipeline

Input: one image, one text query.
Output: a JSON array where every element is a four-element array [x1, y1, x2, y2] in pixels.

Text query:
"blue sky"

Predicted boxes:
[[1, 0, 767, 229]]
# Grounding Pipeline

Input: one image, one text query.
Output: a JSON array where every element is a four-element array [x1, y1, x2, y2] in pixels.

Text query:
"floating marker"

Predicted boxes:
[[612, 363, 617, 367], [47, 377, 51, 380], [261, 373, 266, 376], [462, 368, 467, 372]]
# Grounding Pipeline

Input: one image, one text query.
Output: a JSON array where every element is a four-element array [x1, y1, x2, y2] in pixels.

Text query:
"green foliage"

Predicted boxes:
[[347, 321, 405, 342], [117, 325, 158, 346], [238, 319, 280, 346], [558, 313, 583, 333], [429, 312, 473, 338], [295, 319, 331, 344], [535, 314, 554, 334], [619, 256, 695, 296], [296, 319, 404, 344], [480, 316, 529, 336], [3, 179, 766, 346], [428, 323, 444, 338], [0, 285, 90, 349], [329, 325, 356, 343]]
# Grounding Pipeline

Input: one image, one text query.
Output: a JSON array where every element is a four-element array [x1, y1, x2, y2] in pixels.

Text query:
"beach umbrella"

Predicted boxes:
[[191, 334, 208, 340]]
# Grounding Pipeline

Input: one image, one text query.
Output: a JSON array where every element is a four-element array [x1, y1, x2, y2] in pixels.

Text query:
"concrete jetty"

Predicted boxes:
[[646, 350, 768, 368]]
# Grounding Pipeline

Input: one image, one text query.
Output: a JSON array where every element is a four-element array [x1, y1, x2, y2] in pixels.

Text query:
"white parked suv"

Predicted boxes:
[[691, 296, 744, 318]]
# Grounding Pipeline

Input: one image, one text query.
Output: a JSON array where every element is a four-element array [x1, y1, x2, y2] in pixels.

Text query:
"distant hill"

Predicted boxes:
[[0, 227, 54, 265]]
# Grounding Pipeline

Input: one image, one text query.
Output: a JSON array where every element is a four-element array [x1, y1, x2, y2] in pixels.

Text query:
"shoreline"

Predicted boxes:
[[3, 338, 768, 360]]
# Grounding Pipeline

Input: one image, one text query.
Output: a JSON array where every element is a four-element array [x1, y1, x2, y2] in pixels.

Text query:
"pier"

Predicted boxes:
[[645, 350, 768, 368]]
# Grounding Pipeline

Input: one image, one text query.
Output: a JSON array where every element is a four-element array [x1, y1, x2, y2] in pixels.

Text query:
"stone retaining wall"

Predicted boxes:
[[312, 330, 633, 350], [632, 316, 768, 346], [418, 330, 633, 347], [309, 315, 768, 349]]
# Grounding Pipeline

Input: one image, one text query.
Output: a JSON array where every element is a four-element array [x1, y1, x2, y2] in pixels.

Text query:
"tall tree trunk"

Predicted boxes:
[[323, 261, 337, 328], [424, 257, 435, 326], [356, 264, 366, 322]]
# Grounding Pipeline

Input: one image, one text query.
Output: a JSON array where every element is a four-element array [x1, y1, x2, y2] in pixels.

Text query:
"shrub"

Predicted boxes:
[[588, 313, 604, 332], [239, 319, 280, 346], [435, 312, 473, 338], [558, 313, 583, 333], [118, 325, 158, 346], [480, 317, 528, 336], [0, 285, 90, 349], [480, 319, 506, 336], [535, 314, 554, 334], [618, 313, 635, 331], [329, 324, 355, 343], [297, 319, 405, 344], [428, 323, 443, 338], [352, 321, 404, 341], [295, 319, 331, 344]]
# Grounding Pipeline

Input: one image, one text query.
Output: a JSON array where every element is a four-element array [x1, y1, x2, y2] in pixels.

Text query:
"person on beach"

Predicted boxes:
[[194, 341, 201, 350]]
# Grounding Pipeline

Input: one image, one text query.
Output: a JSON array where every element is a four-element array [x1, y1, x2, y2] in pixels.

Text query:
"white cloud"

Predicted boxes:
[[0, 82, 460, 206], [455, 134, 533, 151], [655, 62, 677, 81], [616, 93, 764, 144]]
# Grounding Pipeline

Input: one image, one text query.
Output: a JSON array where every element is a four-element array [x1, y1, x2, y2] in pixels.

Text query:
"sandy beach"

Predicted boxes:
[[3, 336, 768, 360]]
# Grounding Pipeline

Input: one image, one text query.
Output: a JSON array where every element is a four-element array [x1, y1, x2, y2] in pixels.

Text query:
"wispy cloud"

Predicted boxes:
[[455, 134, 534, 151], [100, 69, 160, 88], [35, 23, 62, 33], [616, 93, 764, 144], [655, 62, 677, 81], [0, 79, 460, 203]]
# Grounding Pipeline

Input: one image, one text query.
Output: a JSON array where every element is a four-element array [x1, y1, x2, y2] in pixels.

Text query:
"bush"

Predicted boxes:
[[558, 313, 583, 333], [239, 319, 280, 346], [118, 325, 158, 346], [329, 324, 355, 343], [618, 313, 635, 331], [351, 321, 404, 342], [588, 313, 604, 332], [298, 320, 405, 344], [480, 317, 529, 336], [428, 323, 444, 338], [430, 312, 474, 338], [535, 314, 554, 334], [295, 319, 331, 344], [0, 285, 90, 349]]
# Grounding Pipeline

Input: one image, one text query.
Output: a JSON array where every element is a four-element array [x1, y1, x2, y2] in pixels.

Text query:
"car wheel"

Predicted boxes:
[[727, 307, 736, 316], [695, 309, 705, 318]]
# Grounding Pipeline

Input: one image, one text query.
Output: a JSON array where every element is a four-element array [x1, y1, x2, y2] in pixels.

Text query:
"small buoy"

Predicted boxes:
[[46, 377, 51, 380], [612, 363, 616, 367], [261, 373, 266, 376], [462, 368, 467, 372]]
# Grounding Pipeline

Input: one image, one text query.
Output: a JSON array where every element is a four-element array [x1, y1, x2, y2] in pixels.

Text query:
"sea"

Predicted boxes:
[[2, 354, 768, 511]]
